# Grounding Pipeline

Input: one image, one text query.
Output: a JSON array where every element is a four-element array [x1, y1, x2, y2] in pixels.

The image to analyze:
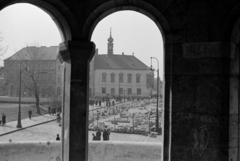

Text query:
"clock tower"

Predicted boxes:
[[107, 28, 114, 55]]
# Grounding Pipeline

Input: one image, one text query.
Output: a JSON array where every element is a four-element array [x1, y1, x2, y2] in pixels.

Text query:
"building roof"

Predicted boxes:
[[94, 54, 150, 70], [4, 46, 58, 61]]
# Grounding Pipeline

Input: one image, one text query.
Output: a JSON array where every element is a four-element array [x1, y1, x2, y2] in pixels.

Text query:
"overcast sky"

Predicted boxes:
[[0, 3, 163, 78]]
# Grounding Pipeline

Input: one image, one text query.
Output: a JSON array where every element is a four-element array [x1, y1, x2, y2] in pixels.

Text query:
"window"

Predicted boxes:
[[137, 88, 141, 95], [102, 73, 107, 82], [128, 88, 132, 95], [111, 88, 115, 95], [110, 73, 115, 82], [119, 73, 123, 83], [127, 73, 132, 83], [119, 88, 123, 95], [102, 87, 106, 94], [136, 73, 141, 83]]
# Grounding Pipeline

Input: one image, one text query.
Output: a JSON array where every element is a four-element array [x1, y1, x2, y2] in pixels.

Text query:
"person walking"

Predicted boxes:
[[51, 106, 55, 115], [56, 134, 60, 141], [92, 133, 97, 140], [48, 106, 51, 115], [106, 128, 110, 140], [103, 129, 108, 141], [2, 114, 6, 126], [56, 112, 61, 123], [53, 106, 56, 115], [28, 110, 32, 119], [96, 129, 101, 141]]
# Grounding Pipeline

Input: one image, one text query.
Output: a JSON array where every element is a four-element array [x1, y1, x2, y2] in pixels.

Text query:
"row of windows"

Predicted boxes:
[[102, 87, 141, 95], [102, 73, 141, 83]]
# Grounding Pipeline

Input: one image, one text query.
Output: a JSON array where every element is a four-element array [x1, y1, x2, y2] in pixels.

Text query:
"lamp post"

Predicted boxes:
[[132, 113, 135, 130], [148, 110, 152, 133], [114, 106, 116, 131], [97, 110, 100, 129], [16, 60, 27, 128], [150, 57, 159, 133]]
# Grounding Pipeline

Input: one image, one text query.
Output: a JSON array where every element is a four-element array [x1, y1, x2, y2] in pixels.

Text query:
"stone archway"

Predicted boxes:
[[0, 0, 73, 42], [82, 1, 173, 160], [0, 2, 75, 160]]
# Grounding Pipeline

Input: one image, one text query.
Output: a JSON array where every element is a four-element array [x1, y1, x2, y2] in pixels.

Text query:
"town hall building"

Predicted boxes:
[[89, 31, 153, 99]]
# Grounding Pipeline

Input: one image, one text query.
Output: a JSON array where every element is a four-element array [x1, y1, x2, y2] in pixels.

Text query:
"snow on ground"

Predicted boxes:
[[89, 131, 162, 143], [0, 120, 162, 143]]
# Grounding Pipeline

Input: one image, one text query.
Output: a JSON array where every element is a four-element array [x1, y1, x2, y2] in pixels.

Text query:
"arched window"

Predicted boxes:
[[102, 73, 107, 82], [136, 73, 141, 83], [110, 73, 115, 82], [119, 73, 124, 83], [127, 73, 132, 83]]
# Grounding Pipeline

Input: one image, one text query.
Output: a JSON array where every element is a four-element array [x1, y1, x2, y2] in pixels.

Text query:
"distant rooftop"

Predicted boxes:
[[4, 46, 58, 61], [94, 54, 149, 70]]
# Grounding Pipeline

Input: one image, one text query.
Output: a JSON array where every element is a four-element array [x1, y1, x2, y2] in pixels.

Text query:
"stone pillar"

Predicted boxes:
[[229, 43, 239, 161], [169, 42, 231, 161], [58, 41, 95, 161]]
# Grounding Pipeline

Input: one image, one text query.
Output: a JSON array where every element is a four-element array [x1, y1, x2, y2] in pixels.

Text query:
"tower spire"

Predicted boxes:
[[107, 28, 114, 55]]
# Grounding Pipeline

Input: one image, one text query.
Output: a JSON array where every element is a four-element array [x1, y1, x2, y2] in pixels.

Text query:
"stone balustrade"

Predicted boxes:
[[0, 141, 162, 161]]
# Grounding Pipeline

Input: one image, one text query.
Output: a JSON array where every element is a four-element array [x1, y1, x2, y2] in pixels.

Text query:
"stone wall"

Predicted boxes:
[[0, 141, 61, 161], [0, 141, 162, 161]]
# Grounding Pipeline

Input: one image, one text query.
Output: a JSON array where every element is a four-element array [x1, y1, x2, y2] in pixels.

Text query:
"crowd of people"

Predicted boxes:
[[92, 128, 110, 141], [48, 106, 61, 115]]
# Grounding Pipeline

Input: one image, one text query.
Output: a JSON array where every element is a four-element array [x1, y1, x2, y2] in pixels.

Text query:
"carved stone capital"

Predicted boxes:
[[58, 41, 95, 63]]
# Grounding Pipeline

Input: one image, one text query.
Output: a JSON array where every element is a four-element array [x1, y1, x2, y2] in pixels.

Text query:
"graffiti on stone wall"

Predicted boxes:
[[182, 42, 221, 58], [176, 112, 218, 157], [190, 125, 209, 157], [176, 112, 219, 125]]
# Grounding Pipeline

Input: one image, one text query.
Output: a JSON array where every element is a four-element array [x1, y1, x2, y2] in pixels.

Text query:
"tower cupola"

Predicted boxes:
[[107, 28, 114, 55]]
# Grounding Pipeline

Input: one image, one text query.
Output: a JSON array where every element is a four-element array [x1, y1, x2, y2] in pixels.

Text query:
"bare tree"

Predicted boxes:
[[17, 44, 54, 114], [48, 94, 62, 111], [0, 32, 8, 58], [0, 32, 9, 94]]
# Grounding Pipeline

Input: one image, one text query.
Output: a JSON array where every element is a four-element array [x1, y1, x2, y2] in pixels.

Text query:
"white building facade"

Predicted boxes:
[[89, 31, 153, 99]]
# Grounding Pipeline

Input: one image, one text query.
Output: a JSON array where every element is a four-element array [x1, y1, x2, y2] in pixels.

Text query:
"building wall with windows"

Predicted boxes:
[[89, 32, 153, 99], [3, 46, 62, 98], [94, 69, 151, 98]]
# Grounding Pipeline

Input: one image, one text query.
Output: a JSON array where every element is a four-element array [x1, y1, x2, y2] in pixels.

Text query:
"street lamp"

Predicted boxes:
[[132, 113, 135, 130], [96, 110, 100, 129], [16, 60, 27, 128], [150, 57, 159, 134], [114, 106, 116, 131], [148, 110, 152, 133]]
